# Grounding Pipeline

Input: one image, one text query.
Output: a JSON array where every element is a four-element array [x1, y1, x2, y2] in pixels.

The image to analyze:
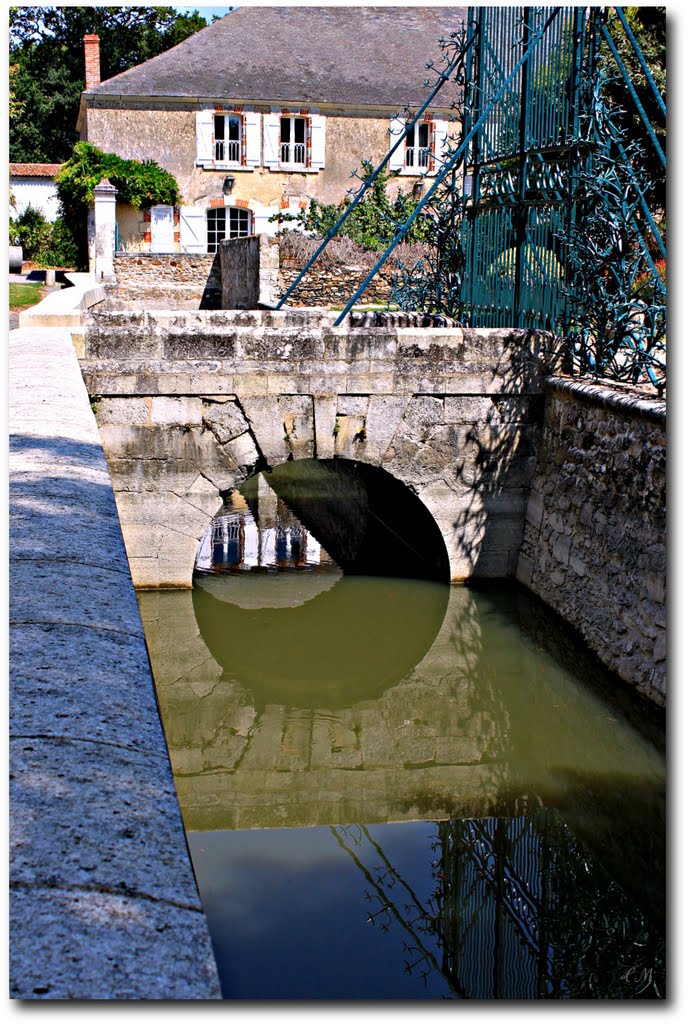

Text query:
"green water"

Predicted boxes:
[[137, 575, 665, 1000]]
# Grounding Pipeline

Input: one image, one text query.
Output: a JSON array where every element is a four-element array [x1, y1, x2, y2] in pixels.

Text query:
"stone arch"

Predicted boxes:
[[180, 392, 458, 588], [106, 387, 522, 589]]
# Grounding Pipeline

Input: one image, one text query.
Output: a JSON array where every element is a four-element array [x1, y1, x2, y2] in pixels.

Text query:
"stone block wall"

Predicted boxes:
[[279, 257, 395, 308], [517, 377, 666, 707], [109, 252, 221, 309]]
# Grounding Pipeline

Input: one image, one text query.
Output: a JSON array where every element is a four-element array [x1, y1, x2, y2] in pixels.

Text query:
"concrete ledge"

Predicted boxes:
[[9, 326, 221, 999], [18, 272, 107, 328]]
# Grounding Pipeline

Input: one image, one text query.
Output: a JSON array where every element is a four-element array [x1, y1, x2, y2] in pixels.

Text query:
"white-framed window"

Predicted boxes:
[[280, 115, 307, 167], [196, 109, 261, 170], [404, 121, 431, 171], [207, 207, 253, 253], [389, 115, 449, 176], [263, 112, 326, 173], [214, 113, 242, 165]]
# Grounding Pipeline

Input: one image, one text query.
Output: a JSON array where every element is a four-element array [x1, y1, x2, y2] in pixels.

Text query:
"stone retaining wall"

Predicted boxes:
[[110, 252, 222, 309], [107, 240, 396, 311], [517, 377, 666, 707], [9, 325, 221, 998], [279, 256, 395, 307]]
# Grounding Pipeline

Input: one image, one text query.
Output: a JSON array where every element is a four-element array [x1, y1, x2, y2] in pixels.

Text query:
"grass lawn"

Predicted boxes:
[[9, 282, 45, 311]]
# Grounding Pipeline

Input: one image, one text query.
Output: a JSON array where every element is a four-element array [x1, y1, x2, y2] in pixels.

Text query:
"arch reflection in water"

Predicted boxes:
[[138, 459, 664, 1000], [192, 574, 449, 709]]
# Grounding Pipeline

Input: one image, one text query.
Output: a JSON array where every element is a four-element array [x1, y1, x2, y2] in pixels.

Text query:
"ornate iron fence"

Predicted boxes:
[[451, 6, 666, 392], [279, 7, 666, 394]]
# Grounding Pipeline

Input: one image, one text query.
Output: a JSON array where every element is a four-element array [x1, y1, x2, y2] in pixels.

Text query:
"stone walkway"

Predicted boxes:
[[9, 323, 221, 999]]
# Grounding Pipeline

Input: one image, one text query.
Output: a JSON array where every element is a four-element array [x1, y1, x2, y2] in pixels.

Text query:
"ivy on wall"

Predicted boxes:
[[54, 141, 181, 269], [56, 141, 180, 217]]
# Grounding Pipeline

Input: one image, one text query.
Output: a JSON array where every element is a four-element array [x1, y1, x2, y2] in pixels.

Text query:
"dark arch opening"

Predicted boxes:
[[243, 458, 450, 583]]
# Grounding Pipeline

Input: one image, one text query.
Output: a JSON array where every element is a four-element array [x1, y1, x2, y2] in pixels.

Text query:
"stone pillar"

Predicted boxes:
[[93, 178, 118, 281]]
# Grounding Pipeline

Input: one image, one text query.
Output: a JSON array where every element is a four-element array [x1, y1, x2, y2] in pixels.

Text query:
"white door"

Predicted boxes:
[[150, 204, 175, 253]]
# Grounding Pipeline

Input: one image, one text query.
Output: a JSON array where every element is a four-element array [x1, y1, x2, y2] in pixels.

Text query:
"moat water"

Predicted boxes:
[[137, 490, 666, 1000]]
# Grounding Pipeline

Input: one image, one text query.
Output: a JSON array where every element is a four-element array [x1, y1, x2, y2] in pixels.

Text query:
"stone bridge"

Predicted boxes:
[[80, 307, 551, 588]]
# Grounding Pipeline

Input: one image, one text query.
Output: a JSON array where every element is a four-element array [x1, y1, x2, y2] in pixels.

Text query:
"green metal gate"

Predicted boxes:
[[279, 7, 666, 392]]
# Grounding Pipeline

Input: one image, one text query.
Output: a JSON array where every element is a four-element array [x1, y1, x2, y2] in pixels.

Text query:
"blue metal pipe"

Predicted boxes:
[[333, 7, 562, 326], [601, 22, 665, 170], [613, 7, 666, 118]]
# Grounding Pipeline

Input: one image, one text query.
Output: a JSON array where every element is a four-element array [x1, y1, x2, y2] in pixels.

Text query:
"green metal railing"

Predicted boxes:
[[278, 7, 666, 393]]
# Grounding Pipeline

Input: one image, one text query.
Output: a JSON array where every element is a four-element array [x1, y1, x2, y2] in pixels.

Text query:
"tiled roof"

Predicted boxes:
[[89, 6, 468, 108], [10, 163, 63, 177]]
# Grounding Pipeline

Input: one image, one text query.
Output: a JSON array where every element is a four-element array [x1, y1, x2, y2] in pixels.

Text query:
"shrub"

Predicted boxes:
[[42, 217, 80, 268], [10, 204, 51, 260], [275, 161, 432, 253], [9, 207, 80, 268]]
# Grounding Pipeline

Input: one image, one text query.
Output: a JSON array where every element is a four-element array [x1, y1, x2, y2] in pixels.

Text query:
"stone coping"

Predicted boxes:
[[18, 272, 107, 328], [544, 374, 666, 424], [9, 325, 221, 999]]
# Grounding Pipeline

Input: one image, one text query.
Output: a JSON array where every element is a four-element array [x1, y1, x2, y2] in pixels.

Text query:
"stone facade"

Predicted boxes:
[[83, 103, 428, 252], [517, 377, 666, 707]]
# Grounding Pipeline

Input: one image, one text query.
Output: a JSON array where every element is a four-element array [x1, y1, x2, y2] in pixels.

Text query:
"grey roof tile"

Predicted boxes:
[[89, 6, 467, 108]]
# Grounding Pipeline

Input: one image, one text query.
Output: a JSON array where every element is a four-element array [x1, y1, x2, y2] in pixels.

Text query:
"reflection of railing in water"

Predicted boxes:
[[332, 812, 665, 999]]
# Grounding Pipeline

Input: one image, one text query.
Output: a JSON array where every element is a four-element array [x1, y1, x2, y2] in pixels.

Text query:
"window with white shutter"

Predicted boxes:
[[179, 205, 207, 253], [196, 108, 261, 169], [389, 114, 450, 176], [264, 111, 326, 173], [309, 114, 326, 170], [244, 111, 261, 169], [196, 109, 215, 168]]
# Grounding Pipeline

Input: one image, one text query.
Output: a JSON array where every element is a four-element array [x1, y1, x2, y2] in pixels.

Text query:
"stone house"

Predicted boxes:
[[77, 6, 466, 256]]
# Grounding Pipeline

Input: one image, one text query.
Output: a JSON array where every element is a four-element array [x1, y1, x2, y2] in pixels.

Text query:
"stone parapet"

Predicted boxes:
[[517, 376, 666, 707], [9, 325, 221, 998]]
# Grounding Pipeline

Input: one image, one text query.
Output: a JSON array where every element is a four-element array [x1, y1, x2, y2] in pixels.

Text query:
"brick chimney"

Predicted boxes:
[[84, 34, 101, 90]]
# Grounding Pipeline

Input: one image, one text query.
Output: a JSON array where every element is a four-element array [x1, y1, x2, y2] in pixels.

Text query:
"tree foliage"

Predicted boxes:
[[601, 7, 666, 210], [279, 162, 433, 251], [55, 141, 180, 217], [9, 6, 211, 162], [51, 141, 181, 270]]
